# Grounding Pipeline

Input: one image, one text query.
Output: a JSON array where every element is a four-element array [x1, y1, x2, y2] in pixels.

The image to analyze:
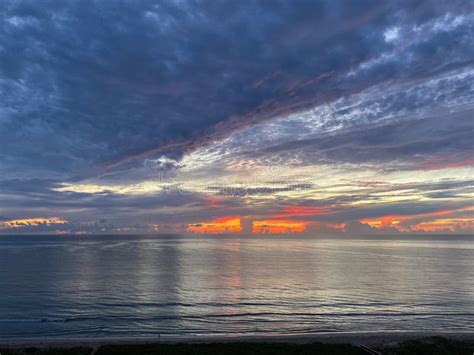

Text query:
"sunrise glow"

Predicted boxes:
[[1, 217, 68, 228], [252, 220, 309, 234], [2, 1, 474, 347], [187, 217, 243, 234], [0, 1, 472, 237], [360, 216, 403, 229]]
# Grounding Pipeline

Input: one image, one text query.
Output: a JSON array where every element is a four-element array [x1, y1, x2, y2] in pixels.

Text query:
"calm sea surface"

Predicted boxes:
[[0, 234, 473, 339]]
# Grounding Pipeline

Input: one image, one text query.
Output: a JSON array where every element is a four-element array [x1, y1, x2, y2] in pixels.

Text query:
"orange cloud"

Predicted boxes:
[[187, 216, 242, 234], [1, 217, 67, 228], [412, 218, 474, 232], [360, 215, 405, 229], [252, 219, 309, 234], [360, 207, 474, 233]]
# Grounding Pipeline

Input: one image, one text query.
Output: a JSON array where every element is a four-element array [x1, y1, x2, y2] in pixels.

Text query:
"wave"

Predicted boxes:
[[1, 311, 473, 324], [0, 317, 71, 323]]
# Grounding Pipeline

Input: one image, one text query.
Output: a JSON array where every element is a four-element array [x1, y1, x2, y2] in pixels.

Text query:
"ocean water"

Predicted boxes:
[[0, 234, 473, 339]]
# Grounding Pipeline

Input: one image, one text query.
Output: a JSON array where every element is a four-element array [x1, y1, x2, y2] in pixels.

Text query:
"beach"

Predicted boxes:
[[1, 332, 474, 354], [2, 0, 474, 353]]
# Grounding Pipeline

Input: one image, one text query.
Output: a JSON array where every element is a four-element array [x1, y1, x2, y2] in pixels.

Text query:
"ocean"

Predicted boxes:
[[0, 234, 473, 339]]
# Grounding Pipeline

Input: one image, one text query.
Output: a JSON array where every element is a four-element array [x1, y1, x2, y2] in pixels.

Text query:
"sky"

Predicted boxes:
[[0, 0, 473, 235]]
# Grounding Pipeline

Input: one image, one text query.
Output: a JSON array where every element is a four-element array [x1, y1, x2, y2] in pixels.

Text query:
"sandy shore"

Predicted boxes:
[[1, 331, 474, 345], [1, 332, 473, 354]]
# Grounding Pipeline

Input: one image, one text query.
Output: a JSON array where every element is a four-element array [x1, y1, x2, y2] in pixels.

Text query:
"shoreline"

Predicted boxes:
[[2, 331, 474, 346], [1, 332, 473, 355]]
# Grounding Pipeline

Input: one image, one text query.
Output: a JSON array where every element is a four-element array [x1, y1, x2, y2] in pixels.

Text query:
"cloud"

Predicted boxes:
[[206, 183, 313, 196], [0, 217, 68, 233], [358, 207, 474, 233], [181, 68, 474, 172], [1, 0, 472, 179], [187, 216, 242, 234], [252, 219, 309, 234], [0, 1, 473, 234]]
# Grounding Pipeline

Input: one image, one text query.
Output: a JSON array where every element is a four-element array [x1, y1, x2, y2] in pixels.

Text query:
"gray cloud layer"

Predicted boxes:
[[0, 0, 473, 232], [1, 0, 472, 177]]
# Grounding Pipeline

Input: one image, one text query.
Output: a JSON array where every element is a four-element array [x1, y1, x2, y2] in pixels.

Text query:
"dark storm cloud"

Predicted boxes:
[[1, 0, 473, 180]]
